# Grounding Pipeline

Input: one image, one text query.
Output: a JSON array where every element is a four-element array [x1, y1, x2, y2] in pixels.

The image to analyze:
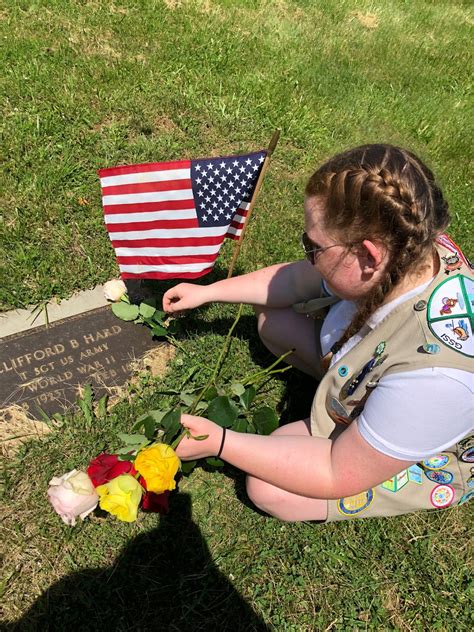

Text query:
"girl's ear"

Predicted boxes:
[[359, 239, 387, 272]]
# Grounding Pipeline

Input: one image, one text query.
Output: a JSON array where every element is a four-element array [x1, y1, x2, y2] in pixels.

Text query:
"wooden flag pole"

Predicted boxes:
[[226, 129, 280, 279]]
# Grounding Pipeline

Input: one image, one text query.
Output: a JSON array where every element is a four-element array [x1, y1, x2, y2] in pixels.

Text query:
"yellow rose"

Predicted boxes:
[[96, 474, 143, 522], [135, 443, 180, 495]]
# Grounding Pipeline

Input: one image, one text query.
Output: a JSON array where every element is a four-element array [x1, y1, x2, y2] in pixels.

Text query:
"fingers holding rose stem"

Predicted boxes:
[[171, 420, 209, 451]]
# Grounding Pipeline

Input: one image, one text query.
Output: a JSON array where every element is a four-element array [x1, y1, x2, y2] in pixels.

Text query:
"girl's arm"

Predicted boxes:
[[177, 414, 413, 499], [163, 260, 323, 313]]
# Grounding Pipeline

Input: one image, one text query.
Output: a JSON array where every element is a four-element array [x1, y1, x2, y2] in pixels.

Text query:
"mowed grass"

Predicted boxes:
[[1, 1, 473, 630]]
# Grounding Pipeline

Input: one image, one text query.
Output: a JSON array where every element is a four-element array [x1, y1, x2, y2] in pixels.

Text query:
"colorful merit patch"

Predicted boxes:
[[407, 464, 423, 484], [427, 274, 474, 357], [337, 489, 374, 515], [422, 453, 451, 470], [382, 469, 409, 492], [430, 484, 455, 508], [424, 469, 454, 485]]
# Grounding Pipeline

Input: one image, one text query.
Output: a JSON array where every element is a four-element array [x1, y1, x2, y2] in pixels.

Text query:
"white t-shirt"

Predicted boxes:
[[320, 283, 474, 461]]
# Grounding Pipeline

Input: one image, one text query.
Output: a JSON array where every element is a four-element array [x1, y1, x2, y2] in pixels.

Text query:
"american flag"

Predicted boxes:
[[98, 150, 266, 279]]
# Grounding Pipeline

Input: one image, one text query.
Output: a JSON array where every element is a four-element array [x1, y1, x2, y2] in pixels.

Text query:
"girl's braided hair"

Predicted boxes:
[[305, 144, 450, 348]]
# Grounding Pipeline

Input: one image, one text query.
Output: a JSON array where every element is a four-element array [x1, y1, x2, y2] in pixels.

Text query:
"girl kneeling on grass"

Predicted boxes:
[[162, 144, 473, 522]]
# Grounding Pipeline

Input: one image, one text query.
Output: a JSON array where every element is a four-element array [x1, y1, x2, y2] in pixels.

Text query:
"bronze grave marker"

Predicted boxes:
[[0, 306, 165, 419]]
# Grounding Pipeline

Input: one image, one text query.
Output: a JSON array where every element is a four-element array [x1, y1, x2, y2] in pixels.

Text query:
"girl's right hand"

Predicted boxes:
[[162, 283, 210, 314]]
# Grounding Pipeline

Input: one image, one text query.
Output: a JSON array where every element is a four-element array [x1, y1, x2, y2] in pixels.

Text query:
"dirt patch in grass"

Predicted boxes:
[[131, 344, 176, 378], [0, 406, 51, 458], [352, 11, 379, 30]]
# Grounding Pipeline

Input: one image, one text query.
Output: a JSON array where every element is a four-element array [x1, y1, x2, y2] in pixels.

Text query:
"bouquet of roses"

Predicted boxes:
[[47, 434, 181, 525]]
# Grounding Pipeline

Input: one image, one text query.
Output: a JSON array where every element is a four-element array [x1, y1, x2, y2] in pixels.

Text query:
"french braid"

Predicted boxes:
[[305, 144, 450, 349]]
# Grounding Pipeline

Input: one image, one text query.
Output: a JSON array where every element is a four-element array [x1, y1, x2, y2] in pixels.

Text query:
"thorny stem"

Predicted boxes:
[[189, 304, 243, 414]]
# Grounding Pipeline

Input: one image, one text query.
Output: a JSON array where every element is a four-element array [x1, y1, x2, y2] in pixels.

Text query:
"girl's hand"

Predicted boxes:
[[176, 414, 223, 461], [162, 283, 211, 314]]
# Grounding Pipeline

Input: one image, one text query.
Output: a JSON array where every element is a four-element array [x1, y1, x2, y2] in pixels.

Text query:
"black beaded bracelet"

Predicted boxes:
[[216, 427, 226, 459]]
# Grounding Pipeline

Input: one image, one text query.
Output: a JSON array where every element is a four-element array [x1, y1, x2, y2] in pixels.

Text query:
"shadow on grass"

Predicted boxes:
[[8, 494, 270, 632]]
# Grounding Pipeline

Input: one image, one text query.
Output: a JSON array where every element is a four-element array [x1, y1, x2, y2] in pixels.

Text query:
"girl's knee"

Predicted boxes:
[[246, 475, 289, 520], [253, 306, 279, 346]]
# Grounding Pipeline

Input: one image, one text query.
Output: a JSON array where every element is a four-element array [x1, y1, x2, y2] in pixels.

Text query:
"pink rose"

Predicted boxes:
[[47, 469, 99, 526]]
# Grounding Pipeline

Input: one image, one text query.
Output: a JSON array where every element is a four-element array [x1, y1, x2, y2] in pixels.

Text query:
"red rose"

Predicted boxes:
[[138, 475, 169, 514], [141, 490, 170, 514], [87, 453, 137, 487]]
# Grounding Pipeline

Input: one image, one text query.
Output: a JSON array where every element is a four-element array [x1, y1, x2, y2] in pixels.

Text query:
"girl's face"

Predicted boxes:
[[304, 196, 388, 301]]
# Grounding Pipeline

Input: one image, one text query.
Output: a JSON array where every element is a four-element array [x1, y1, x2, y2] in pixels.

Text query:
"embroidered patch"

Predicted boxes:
[[382, 469, 409, 492], [427, 274, 474, 358], [422, 453, 451, 470], [458, 490, 474, 506], [430, 484, 455, 508], [337, 489, 374, 515], [460, 447, 474, 463], [424, 469, 454, 485], [441, 253, 462, 274], [407, 464, 423, 484]]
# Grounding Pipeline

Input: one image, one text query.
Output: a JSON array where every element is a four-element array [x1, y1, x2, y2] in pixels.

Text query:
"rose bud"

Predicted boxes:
[[103, 279, 127, 302], [47, 469, 99, 526]]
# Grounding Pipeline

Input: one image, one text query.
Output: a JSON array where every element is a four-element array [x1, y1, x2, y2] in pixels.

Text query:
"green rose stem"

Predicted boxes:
[[189, 303, 244, 415], [171, 428, 189, 450], [241, 347, 295, 387], [170, 428, 209, 451]]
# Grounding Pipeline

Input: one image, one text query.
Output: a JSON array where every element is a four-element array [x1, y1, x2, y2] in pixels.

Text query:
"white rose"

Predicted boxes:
[[47, 469, 99, 526], [103, 279, 127, 302]]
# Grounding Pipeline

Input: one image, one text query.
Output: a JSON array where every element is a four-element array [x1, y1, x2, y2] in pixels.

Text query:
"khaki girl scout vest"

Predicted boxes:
[[294, 235, 473, 521]]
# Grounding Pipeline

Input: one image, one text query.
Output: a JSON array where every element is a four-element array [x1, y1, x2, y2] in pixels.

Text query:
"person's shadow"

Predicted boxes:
[[8, 494, 270, 632]]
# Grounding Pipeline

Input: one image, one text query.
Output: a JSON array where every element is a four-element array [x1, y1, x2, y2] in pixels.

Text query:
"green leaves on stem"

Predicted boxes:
[[111, 295, 181, 340]]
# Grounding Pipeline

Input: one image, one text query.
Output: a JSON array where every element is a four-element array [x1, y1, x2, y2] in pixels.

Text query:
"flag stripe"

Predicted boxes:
[[101, 178, 192, 196], [109, 226, 230, 240], [103, 199, 195, 215], [105, 209, 198, 224], [99, 160, 189, 178], [106, 218, 199, 232], [103, 189, 194, 206], [119, 262, 213, 273], [111, 235, 226, 248], [121, 269, 211, 280], [117, 253, 218, 265], [115, 245, 221, 256]]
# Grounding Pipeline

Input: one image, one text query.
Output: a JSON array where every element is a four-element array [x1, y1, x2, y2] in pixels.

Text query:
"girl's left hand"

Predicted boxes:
[[176, 414, 223, 461]]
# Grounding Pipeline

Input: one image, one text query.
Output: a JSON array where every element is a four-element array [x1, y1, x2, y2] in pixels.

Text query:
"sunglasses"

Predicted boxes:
[[301, 231, 345, 265]]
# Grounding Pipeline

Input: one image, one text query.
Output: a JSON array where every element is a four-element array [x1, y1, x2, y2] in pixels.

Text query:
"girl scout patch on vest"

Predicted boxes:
[[424, 469, 454, 485], [422, 453, 451, 470], [337, 489, 374, 515], [430, 484, 455, 508], [427, 274, 474, 357]]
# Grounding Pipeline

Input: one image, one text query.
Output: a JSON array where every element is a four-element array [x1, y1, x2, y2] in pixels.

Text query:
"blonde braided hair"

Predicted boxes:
[[305, 144, 450, 349]]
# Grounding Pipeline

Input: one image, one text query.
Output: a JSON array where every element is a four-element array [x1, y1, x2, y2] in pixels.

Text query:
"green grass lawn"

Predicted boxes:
[[2, 1, 473, 629]]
